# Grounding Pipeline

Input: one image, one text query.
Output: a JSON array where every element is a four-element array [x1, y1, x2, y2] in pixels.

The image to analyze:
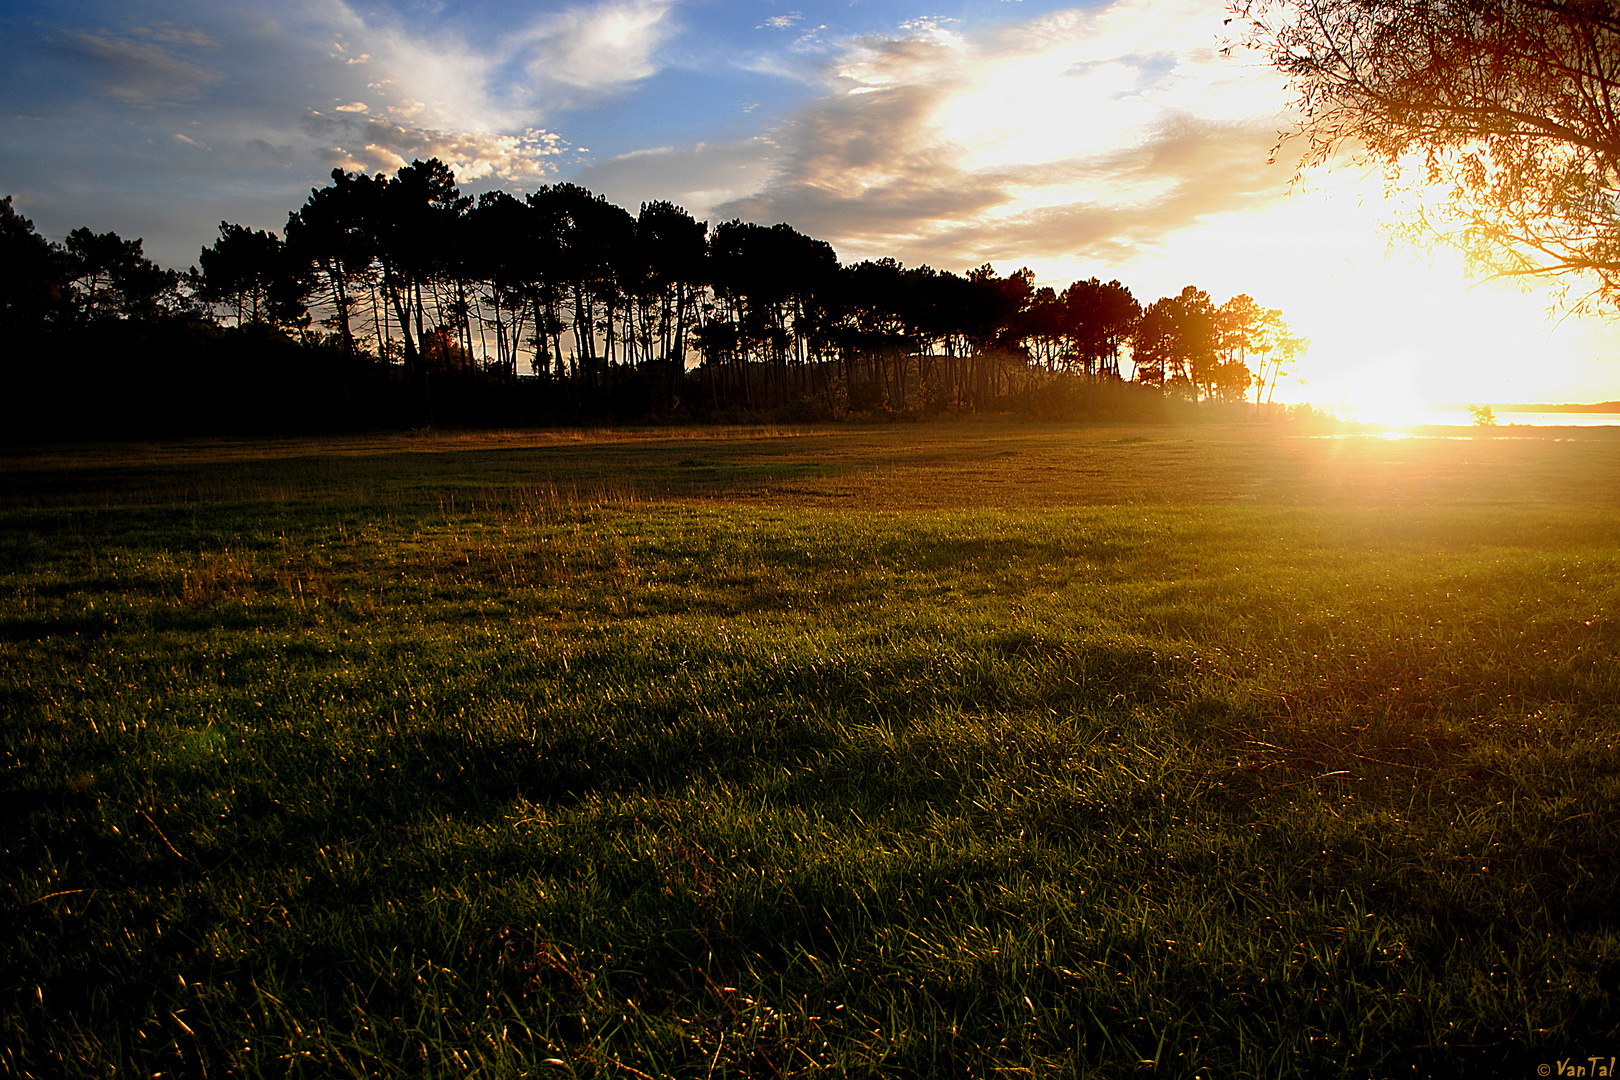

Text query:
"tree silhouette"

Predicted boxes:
[[4, 155, 1304, 431], [1, 197, 66, 335], [286, 171, 377, 355], [375, 159, 470, 385], [633, 200, 708, 405], [1060, 278, 1139, 377], [64, 228, 180, 322], [1133, 286, 1218, 398], [197, 223, 309, 330], [462, 190, 531, 380]]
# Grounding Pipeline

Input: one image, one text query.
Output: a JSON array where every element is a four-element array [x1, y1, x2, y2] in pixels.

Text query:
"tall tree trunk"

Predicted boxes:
[[412, 281, 428, 367], [384, 267, 419, 375], [325, 260, 357, 354]]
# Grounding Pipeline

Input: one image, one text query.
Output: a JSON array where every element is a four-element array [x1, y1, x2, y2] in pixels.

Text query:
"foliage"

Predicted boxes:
[[1133, 286, 1255, 402], [0, 197, 63, 334], [62, 227, 182, 322], [195, 223, 311, 330], [1, 158, 1307, 430], [1237, 0, 1620, 311]]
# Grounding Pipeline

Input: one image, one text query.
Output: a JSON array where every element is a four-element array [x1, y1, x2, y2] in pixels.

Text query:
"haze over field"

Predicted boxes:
[[5, 0, 1620, 408]]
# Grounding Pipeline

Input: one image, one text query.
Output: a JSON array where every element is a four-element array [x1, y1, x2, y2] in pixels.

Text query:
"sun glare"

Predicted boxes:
[[1073, 163, 1620, 408], [814, 0, 1618, 408], [1333, 358, 1431, 423]]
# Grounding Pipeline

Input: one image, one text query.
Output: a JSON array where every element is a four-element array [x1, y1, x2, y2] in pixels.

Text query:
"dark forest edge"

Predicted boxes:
[[1, 160, 1310, 439]]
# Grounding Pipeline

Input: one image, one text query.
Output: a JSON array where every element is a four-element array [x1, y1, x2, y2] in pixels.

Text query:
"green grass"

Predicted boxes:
[[2, 422, 1618, 1077]]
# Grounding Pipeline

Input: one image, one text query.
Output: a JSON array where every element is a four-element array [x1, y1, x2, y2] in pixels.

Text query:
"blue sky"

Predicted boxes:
[[0, 0, 1289, 269], [5, 0, 1620, 404]]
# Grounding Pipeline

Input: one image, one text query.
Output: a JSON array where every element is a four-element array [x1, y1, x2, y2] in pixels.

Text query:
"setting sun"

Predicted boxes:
[[9, 0, 1618, 408]]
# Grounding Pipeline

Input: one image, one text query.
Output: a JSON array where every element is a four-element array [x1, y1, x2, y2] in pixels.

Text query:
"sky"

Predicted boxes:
[[5, 0, 1619, 408]]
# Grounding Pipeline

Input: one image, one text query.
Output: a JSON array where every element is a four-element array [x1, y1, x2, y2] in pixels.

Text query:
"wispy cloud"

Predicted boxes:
[[696, 0, 1291, 271], [129, 23, 221, 49], [714, 79, 1006, 247], [575, 139, 781, 220], [312, 3, 519, 134], [295, 0, 676, 171], [4, 0, 1285, 273], [55, 29, 224, 106], [0, 1, 608, 265], [964, 120, 1284, 264]]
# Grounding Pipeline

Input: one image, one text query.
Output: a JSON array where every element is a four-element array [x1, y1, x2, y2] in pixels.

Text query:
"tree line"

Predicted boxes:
[[2, 160, 1306, 435]]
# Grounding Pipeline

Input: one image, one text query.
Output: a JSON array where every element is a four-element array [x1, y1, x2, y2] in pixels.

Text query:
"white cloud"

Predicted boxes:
[[521, 0, 678, 92], [680, 0, 1618, 404], [698, 0, 1290, 270], [287, 0, 675, 175], [310, 2, 514, 133], [303, 112, 569, 182]]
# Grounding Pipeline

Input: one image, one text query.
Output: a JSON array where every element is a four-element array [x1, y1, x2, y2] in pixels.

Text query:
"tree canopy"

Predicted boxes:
[[1237, 0, 1620, 310], [1, 160, 1306, 433]]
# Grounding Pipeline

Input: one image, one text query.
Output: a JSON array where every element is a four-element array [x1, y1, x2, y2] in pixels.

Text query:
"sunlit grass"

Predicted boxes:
[[2, 423, 1618, 1076]]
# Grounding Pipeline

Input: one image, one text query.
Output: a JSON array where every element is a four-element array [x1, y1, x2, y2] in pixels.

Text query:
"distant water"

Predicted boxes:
[[1347, 410, 1620, 427]]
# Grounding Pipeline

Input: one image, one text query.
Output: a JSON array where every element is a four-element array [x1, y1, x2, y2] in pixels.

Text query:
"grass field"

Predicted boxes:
[[2, 420, 1618, 1078]]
